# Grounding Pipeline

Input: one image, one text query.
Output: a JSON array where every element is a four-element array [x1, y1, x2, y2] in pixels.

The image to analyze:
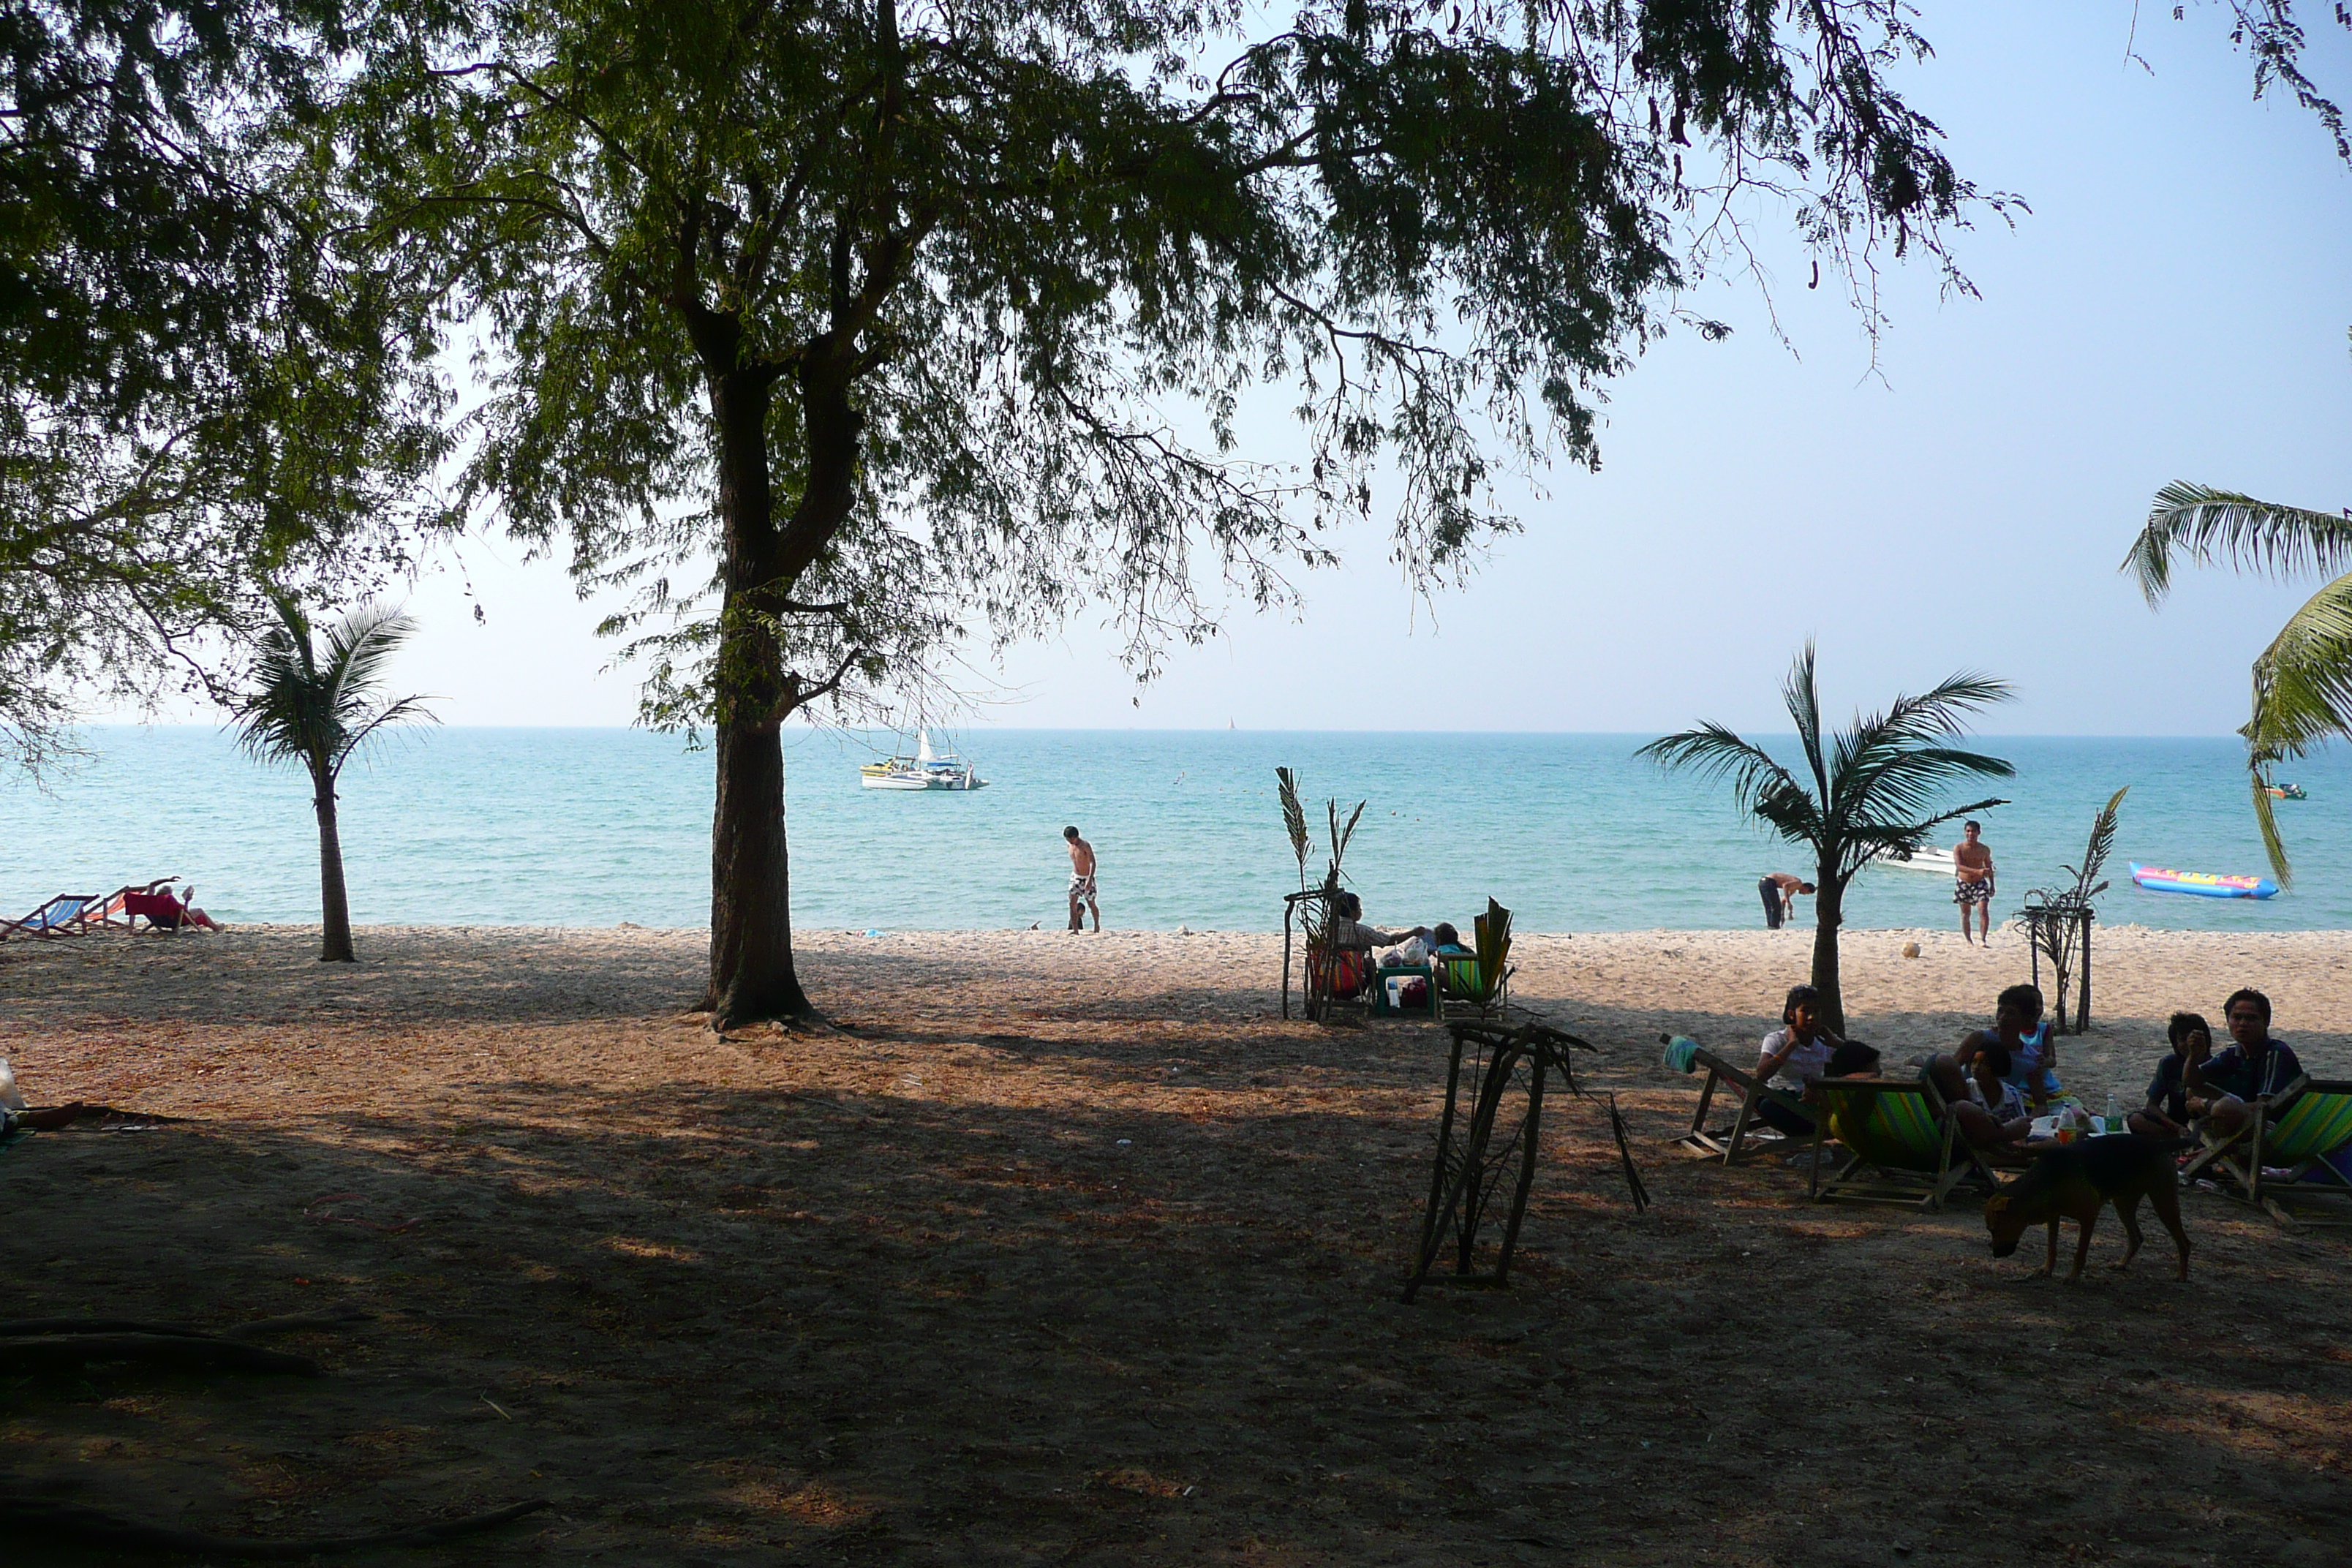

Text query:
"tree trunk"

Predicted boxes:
[[314, 774, 355, 964], [1810, 867, 1846, 1035], [701, 361, 817, 1029]]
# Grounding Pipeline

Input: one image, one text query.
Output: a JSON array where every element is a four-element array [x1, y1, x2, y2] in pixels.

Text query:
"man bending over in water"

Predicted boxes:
[[1063, 826, 1099, 932]]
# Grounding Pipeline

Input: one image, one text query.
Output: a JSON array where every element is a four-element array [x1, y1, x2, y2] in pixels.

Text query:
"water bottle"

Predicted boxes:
[[0, 1058, 24, 1113], [2105, 1091, 2124, 1135]]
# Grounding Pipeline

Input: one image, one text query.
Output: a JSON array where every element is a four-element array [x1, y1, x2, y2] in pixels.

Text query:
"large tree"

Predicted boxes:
[[1, 0, 447, 769], [344, 0, 2010, 1027]]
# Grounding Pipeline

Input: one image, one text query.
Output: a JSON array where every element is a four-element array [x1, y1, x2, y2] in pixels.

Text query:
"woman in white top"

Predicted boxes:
[[1752, 984, 1879, 1137]]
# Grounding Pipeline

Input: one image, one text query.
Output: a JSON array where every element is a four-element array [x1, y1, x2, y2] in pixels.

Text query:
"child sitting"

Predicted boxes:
[[1945, 1043, 2034, 1152], [1945, 984, 2062, 1112], [2127, 1011, 2212, 1139]]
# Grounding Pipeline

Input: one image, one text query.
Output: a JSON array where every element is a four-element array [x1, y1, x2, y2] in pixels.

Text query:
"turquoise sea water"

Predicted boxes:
[[4, 728, 2351, 933]]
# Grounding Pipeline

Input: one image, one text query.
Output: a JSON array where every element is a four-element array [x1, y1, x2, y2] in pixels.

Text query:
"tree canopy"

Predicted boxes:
[[1, 0, 447, 769]]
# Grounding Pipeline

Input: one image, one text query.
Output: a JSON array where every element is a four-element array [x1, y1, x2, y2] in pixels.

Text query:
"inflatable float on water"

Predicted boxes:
[[2130, 863, 2280, 900]]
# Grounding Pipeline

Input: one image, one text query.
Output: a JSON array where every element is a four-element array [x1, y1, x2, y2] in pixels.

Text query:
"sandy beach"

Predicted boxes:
[[2, 921, 2348, 1564]]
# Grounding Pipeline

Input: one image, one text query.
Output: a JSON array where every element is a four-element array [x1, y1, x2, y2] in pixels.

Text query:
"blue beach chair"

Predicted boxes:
[[1, 893, 105, 941]]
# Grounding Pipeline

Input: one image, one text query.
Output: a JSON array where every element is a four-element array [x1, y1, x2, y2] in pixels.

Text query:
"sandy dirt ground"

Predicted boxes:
[[0, 921, 2348, 1566]]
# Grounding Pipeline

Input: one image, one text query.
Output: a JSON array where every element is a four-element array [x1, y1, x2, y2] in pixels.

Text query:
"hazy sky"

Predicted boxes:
[[346, 4, 2351, 737]]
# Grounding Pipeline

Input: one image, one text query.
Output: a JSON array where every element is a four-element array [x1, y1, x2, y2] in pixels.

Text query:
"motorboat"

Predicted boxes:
[[1874, 845, 1960, 876], [859, 730, 986, 791]]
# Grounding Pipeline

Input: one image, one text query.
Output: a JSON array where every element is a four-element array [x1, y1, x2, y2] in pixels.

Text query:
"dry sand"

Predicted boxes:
[[1, 921, 2348, 1565]]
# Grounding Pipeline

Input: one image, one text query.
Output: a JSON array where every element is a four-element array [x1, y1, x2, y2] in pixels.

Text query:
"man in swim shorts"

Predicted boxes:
[[1953, 820, 1995, 945], [1064, 825, 1099, 932]]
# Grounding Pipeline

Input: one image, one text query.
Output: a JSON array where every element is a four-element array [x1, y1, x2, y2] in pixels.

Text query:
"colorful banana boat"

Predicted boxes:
[[2129, 863, 2279, 900]]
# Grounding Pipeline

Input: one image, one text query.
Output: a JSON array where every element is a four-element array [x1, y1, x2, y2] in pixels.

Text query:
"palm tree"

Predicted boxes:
[[230, 598, 434, 962], [2124, 481, 2352, 884], [1638, 646, 2013, 1033]]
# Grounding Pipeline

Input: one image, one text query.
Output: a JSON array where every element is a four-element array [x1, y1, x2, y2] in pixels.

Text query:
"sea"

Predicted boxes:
[[5, 728, 2351, 934]]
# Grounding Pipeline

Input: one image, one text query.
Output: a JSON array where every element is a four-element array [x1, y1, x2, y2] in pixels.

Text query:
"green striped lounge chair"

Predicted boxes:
[[2185, 1076, 2352, 1227], [1807, 1076, 1999, 1211]]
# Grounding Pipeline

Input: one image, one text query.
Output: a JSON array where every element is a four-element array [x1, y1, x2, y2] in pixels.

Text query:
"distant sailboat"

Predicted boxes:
[[859, 729, 986, 791]]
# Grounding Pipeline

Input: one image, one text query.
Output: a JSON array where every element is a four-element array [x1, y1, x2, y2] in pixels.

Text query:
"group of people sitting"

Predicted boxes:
[[1750, 980, 2300, 1156], [1319, 892, 1472, 999]]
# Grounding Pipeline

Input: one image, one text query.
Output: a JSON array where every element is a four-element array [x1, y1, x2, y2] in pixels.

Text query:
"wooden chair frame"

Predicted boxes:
[[1678, 1047, 1814, 1166], [2183, 1075, 2352, 1227]]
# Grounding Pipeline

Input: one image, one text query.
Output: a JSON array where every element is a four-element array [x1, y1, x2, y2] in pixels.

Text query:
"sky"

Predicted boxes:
[[275, 4, 2352, 737]]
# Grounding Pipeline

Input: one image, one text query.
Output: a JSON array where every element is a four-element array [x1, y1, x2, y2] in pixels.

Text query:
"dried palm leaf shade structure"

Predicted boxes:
[[1403, 1022, 1648, 1303]]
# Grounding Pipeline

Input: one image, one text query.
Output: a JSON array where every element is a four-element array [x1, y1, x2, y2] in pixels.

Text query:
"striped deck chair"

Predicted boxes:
[[1676, 1045, 1814, 1166], [0, 893, 105, 941], [1808, 1076, 1999, 1210], [2185, 1077, 2352, 1227]]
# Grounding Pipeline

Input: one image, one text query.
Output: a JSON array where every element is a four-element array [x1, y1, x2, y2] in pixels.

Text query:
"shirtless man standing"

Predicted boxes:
[[1063, 826, 1099, 932], [1953, 820, 1995, 945]]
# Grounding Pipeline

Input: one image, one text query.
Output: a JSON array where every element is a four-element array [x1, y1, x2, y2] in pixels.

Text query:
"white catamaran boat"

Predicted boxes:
[[859, 730, 987, 791]]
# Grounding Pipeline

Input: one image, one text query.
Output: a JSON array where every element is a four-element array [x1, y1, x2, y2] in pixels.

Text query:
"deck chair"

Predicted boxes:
[[1439, 898, 1515, 1019], [1676, 1046, 1814, 1165], [0, 893, 105, 941], [2183, 1076, 2352, 1226], [1808, 1076, 2001, 1210], [121, 883, 200, 932]]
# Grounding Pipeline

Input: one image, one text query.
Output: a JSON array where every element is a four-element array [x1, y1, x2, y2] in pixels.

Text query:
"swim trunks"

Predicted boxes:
[[1069, 873, 1097, 900], [1953, 879, 1994, 905]]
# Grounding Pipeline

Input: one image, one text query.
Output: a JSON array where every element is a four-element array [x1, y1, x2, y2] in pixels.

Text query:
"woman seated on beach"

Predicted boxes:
[[1939, 984, 2062, 1112], [1752, 984, 1882, 1139], [1322, 892, 1431, 997], [2127, 1012, 2213, 1139], [1940, 1043, 2035, 1155]]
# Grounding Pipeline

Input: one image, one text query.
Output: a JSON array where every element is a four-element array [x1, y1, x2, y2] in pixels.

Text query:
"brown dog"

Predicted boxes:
[[1983, 1134, 2191, 1281]]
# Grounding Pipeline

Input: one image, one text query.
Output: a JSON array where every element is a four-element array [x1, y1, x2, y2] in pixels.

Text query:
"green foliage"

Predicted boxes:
[[2125, 483, 2352, 884], [1466, 897, 1513, 1011], [1275, 766, 1311, 892], [2062, 786, 2130, 907], [1639, 644, 2015, 888], [1, 0, 453, 772], [231, 598, 437, 785], [338, 0, 2013, 739], [1640, 643, 2013, 1026]]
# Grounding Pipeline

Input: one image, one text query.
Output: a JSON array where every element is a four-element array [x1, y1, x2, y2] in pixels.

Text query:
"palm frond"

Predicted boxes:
[[1331, 798, 1366, 871], [2061, 786, 2129, 901], [2235, 570, 2352, 885], [230, 598, 433, 785], [1275, 767, 1311, 888], [1783, 642, 1829, 804], [2123, 483, 2352, 606]]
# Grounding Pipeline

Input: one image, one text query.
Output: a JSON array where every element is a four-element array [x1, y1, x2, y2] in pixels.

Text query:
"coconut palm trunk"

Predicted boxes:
[[312, 765, 356, 963], [1809, 867, 1847, 1035]]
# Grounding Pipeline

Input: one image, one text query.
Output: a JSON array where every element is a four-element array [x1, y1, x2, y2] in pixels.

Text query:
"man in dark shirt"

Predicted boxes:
[[2187, 989, 2305, 1141], [2129, 1011, 2212, 1139]]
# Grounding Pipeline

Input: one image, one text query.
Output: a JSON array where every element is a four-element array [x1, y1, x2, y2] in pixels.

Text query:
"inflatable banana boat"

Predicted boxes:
[[2129, 863, 2279, 900]]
